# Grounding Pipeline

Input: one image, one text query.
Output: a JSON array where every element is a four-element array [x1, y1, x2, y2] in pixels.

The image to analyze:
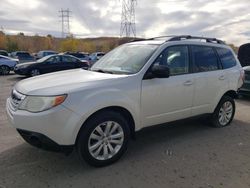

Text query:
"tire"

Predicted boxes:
[[30, 69, 40, 77], [0, 65, 10, 75], [211, 96, 235, 128], [76, 110, 130, 167]]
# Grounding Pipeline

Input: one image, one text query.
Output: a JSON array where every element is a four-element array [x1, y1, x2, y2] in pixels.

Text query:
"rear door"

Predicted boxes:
[[191, 45, 228, 115], [61, 56, 78, 70]]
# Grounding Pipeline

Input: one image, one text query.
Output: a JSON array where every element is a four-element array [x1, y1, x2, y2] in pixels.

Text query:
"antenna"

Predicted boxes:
[[120, 0, 137, 38], [59, 8, 72, 38]]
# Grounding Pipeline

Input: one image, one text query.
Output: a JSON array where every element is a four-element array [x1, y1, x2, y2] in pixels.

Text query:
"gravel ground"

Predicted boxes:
[[0, 73, 250, 188]]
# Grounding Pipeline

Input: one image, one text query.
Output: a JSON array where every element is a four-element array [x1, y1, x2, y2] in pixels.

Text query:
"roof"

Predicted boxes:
[[128, 35, 226, 46]]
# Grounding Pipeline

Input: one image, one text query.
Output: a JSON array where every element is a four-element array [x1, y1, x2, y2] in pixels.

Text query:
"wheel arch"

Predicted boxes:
[[222, 90, 238, 99], [75, 106, 136, 145]]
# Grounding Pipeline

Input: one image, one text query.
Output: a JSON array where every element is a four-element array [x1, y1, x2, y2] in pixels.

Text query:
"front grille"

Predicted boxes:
[[10, 89, 26, 111], [245, 71, 250, 81]]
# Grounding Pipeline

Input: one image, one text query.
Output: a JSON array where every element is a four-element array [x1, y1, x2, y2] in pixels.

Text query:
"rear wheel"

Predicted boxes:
[[0, 65, 10, 75], [30, 69, 40, 77], [211, 96, 235, 127], [76, 110, 130, 167]]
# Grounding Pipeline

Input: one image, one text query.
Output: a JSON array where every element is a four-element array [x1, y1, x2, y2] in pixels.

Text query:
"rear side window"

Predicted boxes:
[[191, 46, 219, 72], [216, 48, 237, 69]]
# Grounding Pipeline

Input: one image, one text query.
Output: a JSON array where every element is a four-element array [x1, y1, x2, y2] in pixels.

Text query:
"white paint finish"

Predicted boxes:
[[6, 40, 243, 145], [141, 74, 195, 127]]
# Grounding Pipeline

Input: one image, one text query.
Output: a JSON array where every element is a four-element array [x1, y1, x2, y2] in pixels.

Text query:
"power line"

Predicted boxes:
[[120, 0, 137, 38], [59, 8, 72, 38]]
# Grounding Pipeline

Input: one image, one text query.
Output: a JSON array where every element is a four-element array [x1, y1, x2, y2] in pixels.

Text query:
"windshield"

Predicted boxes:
[[37, 55, 54, 63], [91, 44, 158, 74]]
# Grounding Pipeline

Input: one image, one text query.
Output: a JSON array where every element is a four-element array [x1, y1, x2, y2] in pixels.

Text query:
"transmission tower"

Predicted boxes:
[[59, 8, 71, 38], [120, 0, 137, 38]]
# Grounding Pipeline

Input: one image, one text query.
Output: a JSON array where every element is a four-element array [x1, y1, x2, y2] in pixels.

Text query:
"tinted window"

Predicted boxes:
[[70, 53, 86, 58], [17, 52, 31, 58], [46, 56, 60, 64], [0, 51, 8, 56], [216, 48, 237, 69], [62, 56, 78, 63], [155, 46, 189, 76], [191, 46, 219, 72]]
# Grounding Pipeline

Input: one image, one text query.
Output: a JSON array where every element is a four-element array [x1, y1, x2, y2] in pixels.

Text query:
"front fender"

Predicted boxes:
[[63, 87, 141, 144]]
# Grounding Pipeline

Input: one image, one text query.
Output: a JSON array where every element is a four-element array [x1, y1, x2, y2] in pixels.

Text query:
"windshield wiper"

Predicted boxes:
[[91, 69, 114, 74]]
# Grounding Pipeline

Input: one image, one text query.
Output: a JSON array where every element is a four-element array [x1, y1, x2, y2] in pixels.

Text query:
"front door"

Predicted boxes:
[[141, 45, 195, 127]]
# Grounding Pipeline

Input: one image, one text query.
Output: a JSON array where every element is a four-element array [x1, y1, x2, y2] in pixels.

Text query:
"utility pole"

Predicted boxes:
[[59, 8, 71, 38], [120, 0, 137, 38]]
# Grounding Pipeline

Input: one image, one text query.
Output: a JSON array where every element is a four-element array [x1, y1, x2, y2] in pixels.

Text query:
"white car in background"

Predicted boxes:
[[6, 35, 244, 167], [0, 55, 19, 75]]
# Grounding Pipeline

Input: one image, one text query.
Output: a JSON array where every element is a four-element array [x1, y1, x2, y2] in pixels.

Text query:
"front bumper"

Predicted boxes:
[[14, 68, 28, 75], [17, 129, 73, 153], [239, 79, 250, 96], [6, 97, 83, 146]]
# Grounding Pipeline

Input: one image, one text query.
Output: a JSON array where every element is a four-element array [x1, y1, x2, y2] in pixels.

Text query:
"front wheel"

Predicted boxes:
[[76, 111, 130, 167], [211, 96, 235, 128], [0, 65, 10, 75], [30, 69, 40, 77]]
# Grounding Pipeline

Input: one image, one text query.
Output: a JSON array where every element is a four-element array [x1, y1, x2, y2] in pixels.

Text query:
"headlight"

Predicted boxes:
[[18, 95, 67, 112]]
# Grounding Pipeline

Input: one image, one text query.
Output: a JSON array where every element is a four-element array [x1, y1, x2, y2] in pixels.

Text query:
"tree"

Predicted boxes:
[[6, 37, 19, 52], [0, 31, 7, 49], [59, 38, 79, 52]]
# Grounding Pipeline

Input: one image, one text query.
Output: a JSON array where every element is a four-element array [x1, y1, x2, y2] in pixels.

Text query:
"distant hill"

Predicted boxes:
[[0, 32, 139, 53], [0, 32, 238, 54]]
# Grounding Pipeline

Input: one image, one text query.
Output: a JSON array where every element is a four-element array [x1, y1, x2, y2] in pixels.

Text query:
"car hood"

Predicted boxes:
[[243, 66, 250, 72], [16, 61, 38, 66], [15, 69, 128, 95]]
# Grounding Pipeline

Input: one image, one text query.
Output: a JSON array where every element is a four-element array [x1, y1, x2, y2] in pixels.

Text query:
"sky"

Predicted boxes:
[[0, 0, 250, 45]]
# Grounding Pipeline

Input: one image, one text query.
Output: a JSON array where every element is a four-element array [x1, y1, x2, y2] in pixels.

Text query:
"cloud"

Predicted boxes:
[[0, 0, 249, 45]]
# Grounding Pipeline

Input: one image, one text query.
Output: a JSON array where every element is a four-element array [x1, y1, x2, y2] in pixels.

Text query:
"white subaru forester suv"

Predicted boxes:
[[6, 36, 244, 167]]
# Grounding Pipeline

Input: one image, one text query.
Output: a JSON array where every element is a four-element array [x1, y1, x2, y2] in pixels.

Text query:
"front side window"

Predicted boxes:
[[191, 46, 219, 72], [91, 44, 158, 74], [154, 46, 189, 76], [216, 47, 237, 69], [46, 56, 60, 64]]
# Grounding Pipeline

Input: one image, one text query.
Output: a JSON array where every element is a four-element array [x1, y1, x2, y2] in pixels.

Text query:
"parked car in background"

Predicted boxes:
[[238, 43, 250, 67], [0, 55, 19, 75], [64, 52, 91, 63], [0, 50, 9, 57], [36, 50, 58, 60], [6, 35, 244, 167], [89, 52, 105, 64], [11, 51, 34, 63], [14, 54, 89, 77], [239, 66, 250, 96]]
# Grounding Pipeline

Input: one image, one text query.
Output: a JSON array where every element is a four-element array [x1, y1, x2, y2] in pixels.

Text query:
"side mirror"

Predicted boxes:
[[150, 64, 170, 78]]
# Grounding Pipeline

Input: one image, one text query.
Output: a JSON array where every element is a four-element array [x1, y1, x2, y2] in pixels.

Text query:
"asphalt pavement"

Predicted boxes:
[[1, 73, 250, 188]]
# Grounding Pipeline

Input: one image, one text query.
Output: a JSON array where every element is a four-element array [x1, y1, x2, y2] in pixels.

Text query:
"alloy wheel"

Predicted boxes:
[[88, 121, 124, 161]]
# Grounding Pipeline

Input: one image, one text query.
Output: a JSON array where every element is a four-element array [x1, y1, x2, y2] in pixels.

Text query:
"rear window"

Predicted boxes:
[[17, 52, 31, 57], [216, 48, 237, 69], [191, 46, 219, 72]]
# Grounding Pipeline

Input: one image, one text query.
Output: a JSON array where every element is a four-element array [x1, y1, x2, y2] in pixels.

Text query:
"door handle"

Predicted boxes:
[[219, 75, 225, 80], [183, 80, 193, 86]]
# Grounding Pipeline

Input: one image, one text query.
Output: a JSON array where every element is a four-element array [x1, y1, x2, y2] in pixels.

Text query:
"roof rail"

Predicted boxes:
[[167, 35, 226, 45]]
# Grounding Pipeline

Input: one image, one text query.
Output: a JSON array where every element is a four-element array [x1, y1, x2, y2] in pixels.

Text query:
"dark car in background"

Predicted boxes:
[[239, 66, 250, 96], [238, 43, 250, 67], [11, 51, 34, 63], [14, 54, 89, 77], [0, 50, 9, 57], [36, 50, 58, 60], [238, 43, 250, 96]]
